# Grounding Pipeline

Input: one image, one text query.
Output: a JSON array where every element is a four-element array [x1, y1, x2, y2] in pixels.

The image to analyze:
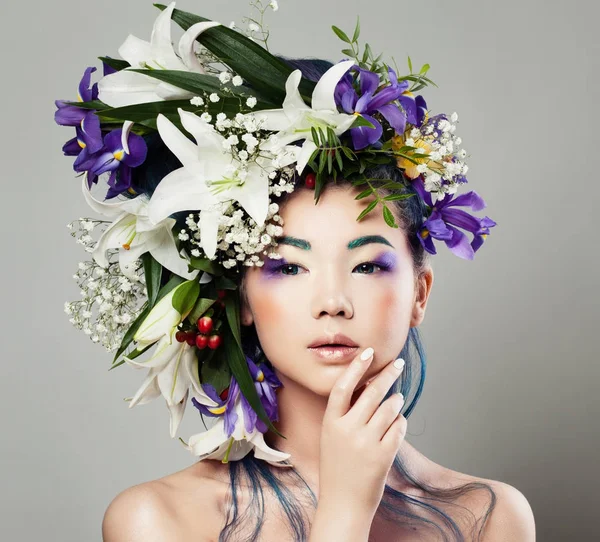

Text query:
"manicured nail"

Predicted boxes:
[[393, 358, 405, 371], [360, 347, 374, 361]]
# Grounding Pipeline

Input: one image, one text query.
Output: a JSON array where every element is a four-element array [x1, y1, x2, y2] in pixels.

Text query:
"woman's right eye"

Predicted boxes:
[[279, 263, 301, 276]]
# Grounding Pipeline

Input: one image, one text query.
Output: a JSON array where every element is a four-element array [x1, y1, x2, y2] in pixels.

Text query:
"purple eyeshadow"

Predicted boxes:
[[372, 251, 397, 271], [261, 256, 289, 278]]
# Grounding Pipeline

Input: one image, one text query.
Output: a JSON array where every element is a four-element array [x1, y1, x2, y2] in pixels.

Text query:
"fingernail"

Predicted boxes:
[[393, 358, 405, 371], [360, 347, 374, 361]]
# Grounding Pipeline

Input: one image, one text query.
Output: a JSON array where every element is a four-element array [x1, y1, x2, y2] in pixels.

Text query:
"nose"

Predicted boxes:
[[311, 271, 354, 319]]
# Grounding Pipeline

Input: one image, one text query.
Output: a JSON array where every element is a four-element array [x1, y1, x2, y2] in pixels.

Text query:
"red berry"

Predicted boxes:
[[195, 334, 208, 349], [197, 316, 213, 334], [185, 333, 196, 346], [219, 387, 229, 401], [217, 289, 226, 299], [207, 334, 222, 350], [305, 172, 316, 189], [175, 330, 187, 343]]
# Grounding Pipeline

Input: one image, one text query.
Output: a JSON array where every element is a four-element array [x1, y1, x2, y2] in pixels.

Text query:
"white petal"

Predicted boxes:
[[128, 369, 161, 408], [154, 82, 195, 100], [156, 113, 200, 168], [149, 2, 186, 70], [125, 332, 180, 370], [92, 214, 136, 268], [184, 351, 219, 407], [121, 121, 134, 154], [147, 167, 215, 225], [178, 108, 225, 153], [167, 388, 188, 438], [97, 70, 162, 108], [250, 432, 293, 466], [81, 176, 146, 219], [117, 34, 152, 68], [312, 59, 355, 112], [233, 166, 269, 227], [294, 140, 318, 176], [134, 291, 181, 345], [156, 343, 192, 406], [118, 240, 149, 280], [148, 227, 199, 280], [251, 108, 294, 132], [282, 69, 307, 117], [199, 207, 221, 260], [178, 21, 221, 72], [185, 419, 229, 456]]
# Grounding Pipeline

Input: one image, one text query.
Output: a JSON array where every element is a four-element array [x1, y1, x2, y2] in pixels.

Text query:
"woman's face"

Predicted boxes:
[[240, 183, 433, 396]]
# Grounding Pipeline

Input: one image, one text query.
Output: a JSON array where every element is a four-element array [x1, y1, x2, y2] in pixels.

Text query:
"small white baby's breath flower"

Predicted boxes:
[[232, 75, 244, 87], [209, 93, 220, 103], [201, 112, 212, 122], [270, 1, 279, 10], [246, 96, 257, 108], [248, 22, 260, 32], [216, 112, 227, 121], [219, 72, 232, 84], [229, 21, 236, 29], [190, 96, 204, 106], [450, 112, 459, 122]]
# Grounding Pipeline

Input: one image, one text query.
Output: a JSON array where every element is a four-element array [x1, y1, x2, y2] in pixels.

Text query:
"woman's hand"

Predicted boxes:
[[318, 347, 407, 517]]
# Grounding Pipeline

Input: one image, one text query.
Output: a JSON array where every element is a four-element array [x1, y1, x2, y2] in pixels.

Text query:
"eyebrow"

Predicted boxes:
[[276, 235, 395, 251]]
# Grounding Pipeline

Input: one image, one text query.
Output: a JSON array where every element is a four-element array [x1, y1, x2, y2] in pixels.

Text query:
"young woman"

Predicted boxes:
[[54, 3, 535, 537]]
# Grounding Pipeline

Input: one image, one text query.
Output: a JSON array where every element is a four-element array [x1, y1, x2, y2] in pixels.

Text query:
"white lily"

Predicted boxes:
[[251, 59, 357, 175], [182, 391, 292, 467], [98, 2, 221, 107], [147, 108, 299, 259], [82, 175, 199, 281], [125, 328, 219, 437]]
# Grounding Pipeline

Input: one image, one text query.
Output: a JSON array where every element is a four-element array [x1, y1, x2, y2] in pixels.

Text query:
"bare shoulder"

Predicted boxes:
[[441, 468, 536, 542], [102, 461, 229, 542]]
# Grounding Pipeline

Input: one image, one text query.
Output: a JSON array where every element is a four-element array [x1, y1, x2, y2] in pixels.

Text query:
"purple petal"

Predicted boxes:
[[443, 223, 475, 260], [240, 393, 258, 434], [103, 60, 117, 76], [355, 90, 374, 114], [90, 151, 118, 175], [441, 207, 482, 234], [398, 94, 417, 126], [418, 229, 437, 255], [410, 177, 433, 207], [376, 103, 406, 135], [80, 111, 103, 153], [358, 68, 380, 96], [415, 95, 428, 127], [54, 101, 87, 126], [78, 67, 97, 102], [423, 217, 453, 241], [62, 136, 81, 156], [340, 89, 357, 114], [121, 132, 148, 167], [73, 146, 101, 172], [350, 114, 382, 150], [367, 86, 403, 112], [102, 129, 123, 153], [441, 190, 486, 212]]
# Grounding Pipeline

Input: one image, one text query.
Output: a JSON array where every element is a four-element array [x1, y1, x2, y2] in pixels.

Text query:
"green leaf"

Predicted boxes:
[[188, 297, 217, 325], [318, 147, 327, 173], [356, 199, 378, 222], [171, 279, 200, 317], [341, 48, 355, 57], [64, 99, 109, 111], [419, 63, 430, 75], [111, 302, 150, 364], [332, 25, 351, 44], [335, 148, 344, 171], [310, 126, 320, 146], [383, 193, 415, 201], [99, 56, 130, 71], [188, 256, 224, 276], [355, 188, 374, 200], [350, 115, 376, 130], [141, 253, 162, 308], [109, 343, 154, 370], [153, 3, 315, 104], [214, 275, 238, 291], [407, 55, 413, 73], [352, 17, 361, 42], [200, 355, 231, 395], [327, 150, 333, 174], [382, 205, 399, 228]]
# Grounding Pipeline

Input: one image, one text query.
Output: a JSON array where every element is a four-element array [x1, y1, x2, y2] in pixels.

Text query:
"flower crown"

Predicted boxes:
[[56, 1, 496, 466]]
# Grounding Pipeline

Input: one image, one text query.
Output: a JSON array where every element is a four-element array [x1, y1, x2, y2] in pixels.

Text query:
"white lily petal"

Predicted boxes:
[[97, 70, 163, 108], [81, 176, 145, 219], [154, 82, 195, 101], [199, 271, 213, 284], [295, 140, 318, 176], [178, 21, 221, 72], [250, 109, 293, 132], [167, 388, 188, 438], [282, 70, 308, 116], [134, 288, 182, 344], [233, 166, 269, 227], [128, 368, 161, 408], [135, 214, 173, 234], [149, 228, 199, 280], [117, 34, 152, 69], [216, 439, 254, 462], [118, 239, 149, 280], [156, 342, 192, 406], [178, 108, 225, 153], [199, 207, 221, 260], [184, 350, 219, 407], [121, 121, 134, 154], [91, 214, 136, 268], [125, 332, 180, 370], [250, 432, 293, 466], [185, 419, 229, 456], [156, 113, 200, 168], [149, 2, 185, 70], [147, 167, 215, 225], [312, 59, 355, 112]]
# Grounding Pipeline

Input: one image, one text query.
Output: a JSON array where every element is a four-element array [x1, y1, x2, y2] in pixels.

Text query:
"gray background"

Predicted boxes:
[[1, 0, 598, 540]]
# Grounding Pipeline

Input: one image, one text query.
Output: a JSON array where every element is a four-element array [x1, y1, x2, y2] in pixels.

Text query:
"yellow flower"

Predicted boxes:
[[392, 133, 432, 179]]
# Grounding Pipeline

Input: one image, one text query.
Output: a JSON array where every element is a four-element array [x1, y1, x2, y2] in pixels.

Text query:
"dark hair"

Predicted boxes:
[[223, 56, 498, 542]]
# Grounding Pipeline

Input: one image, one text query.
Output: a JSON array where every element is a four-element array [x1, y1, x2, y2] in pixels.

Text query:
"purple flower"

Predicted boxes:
[[90, 127, 148, 199], [334, 65, 417, 150], [412, 176, 497, 259], [192, 356, 283, 437]]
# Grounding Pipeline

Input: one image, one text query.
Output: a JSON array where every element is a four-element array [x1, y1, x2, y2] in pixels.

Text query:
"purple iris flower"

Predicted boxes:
[[412, 176, 497, 260], [55, 67, 105, 186], [334, 65, 417, 150], [192, 356, 283, 437], [90, 128, 147, 199]]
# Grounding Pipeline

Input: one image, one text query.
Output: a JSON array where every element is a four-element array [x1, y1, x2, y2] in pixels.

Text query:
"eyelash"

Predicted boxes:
[[272, 261, 389, 276]]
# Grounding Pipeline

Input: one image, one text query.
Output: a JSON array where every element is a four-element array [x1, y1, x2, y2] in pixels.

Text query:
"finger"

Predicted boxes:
[[345, 357, 404, 426], [381, 412, 407, 449], [367, 393, 405, 439], [326, 347, 375, 419]]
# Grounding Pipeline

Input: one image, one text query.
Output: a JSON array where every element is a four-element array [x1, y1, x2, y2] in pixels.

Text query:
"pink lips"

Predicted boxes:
[[308, 345, 359, 363]]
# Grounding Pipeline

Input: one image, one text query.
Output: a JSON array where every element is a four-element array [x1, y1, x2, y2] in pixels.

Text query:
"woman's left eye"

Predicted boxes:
[[354, 262, 384, 274]]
